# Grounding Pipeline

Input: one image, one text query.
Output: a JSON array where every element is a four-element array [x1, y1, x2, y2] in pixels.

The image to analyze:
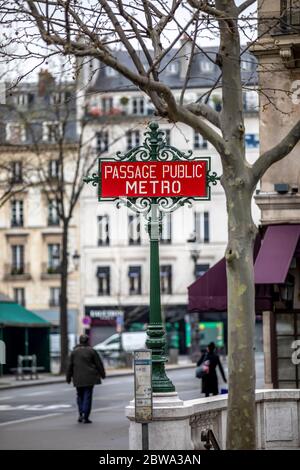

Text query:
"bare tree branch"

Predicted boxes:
[[238, 0, 257, 15], [252, 119, 300, 184]]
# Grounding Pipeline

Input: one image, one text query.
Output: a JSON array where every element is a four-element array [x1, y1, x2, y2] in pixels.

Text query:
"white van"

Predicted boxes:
[[93, 331, 147, 355]]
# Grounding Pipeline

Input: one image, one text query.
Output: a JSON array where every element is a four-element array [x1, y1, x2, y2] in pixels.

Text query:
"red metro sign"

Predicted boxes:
[[99, 159, 210, 200]]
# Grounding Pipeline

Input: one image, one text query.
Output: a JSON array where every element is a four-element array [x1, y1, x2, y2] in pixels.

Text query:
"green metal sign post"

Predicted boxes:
[[84, 122, 219, 393]]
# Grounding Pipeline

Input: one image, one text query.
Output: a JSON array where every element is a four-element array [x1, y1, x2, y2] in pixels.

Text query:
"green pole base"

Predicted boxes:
[[146, 323, 175, 393]]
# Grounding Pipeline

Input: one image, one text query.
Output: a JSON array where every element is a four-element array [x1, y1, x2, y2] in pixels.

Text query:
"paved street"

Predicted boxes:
[[0, 356, 264, 450]]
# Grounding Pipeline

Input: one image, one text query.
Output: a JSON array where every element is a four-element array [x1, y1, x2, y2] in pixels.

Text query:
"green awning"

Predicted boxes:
[[0, 301, 50, 327]]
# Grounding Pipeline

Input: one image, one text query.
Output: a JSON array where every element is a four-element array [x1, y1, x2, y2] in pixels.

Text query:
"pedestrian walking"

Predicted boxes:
[[66, 334, 106, 423], [196, 342, 226, 397]]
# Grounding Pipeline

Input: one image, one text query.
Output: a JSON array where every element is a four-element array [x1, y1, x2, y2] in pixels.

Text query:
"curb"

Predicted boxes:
[[0, 363, 195, 390]]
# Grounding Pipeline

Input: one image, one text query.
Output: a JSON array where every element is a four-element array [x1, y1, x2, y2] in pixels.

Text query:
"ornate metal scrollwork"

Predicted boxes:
[[84, 121, 220, 216]]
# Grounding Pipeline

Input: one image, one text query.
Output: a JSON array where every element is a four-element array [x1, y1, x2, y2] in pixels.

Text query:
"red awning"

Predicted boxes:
[[187, 234, 274, 313], [188, 258, 227, 312], [254, 225, 300, 284]]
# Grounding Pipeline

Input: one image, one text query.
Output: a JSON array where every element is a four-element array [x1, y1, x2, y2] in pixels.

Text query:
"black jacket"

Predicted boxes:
[[197, 351, 226, 394], [66, 344, 106, 387]]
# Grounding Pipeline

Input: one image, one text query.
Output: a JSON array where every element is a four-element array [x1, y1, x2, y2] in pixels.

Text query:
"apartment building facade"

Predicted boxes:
[[0, 71, 81, 353], [77, 47, 261, 351]]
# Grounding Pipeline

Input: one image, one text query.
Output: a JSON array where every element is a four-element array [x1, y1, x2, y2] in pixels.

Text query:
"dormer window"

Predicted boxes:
[[200, 60, 214, 73], [106, 67, 117, 77], [241, 59, 254, 71], [166, 62, 179, 75], [6, 123, 26, 144], [14, 94, 28, 107]]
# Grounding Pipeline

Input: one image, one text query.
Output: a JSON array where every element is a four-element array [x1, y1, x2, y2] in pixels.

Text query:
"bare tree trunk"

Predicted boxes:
[[223, 173, 257, 449], [60, 220, 69, 374]]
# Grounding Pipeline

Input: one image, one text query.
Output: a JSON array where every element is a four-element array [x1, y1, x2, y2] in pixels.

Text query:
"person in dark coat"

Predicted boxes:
[[66, 334, 106, 423], [197, 342, 226, 397]]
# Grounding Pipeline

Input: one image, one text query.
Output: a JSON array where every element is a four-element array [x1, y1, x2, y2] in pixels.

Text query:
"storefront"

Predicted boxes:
[[0, 294, 51, 375], [85, 304, 190, 353], [188, 224, 300, 388]]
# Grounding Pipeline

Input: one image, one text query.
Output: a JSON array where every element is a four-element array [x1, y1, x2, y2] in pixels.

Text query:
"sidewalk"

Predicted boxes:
[[0, 355, 194, 390]]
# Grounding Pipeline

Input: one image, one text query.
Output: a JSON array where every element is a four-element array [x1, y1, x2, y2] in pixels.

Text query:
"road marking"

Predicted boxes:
[[23, 391, 53, 397], [0, 413, 63, 427], [93, 405, 124, 412], [0, 404, 72, 411]]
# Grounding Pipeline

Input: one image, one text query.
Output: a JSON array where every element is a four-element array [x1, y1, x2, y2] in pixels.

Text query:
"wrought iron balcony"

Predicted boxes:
[[41, 262, 61, 279], [4, 263, 31, 281]]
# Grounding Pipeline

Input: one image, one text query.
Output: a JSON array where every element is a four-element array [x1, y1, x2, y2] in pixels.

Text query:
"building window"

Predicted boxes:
[[11, 200, 24, 227], [243, 91, 259, 112], [97, 267, 110, 296], [160, 265, 172, 294], [50, 92, 67, 105], [200, 60, 214, 73], [129, 214, 141, 245], [15, 93, 28, 107], [245, 133, 259, 148], [48, 200, 59, 226], [13, 288, 26, 306], [6, 123, 26, 144], [281, 0, 300, 31], [48, 159, 59, 179], [43, 122, 62, 143], [48, 244, 61, 272], [126, 130, 140, 150], [101, 97, 113, 114], [128, 266, 142, 295], [106, 67, 117, 77], [163, 129, 171, 145], [98, 215, 109, 246], [195, 264, 210, 279], [132, 97, 145, 115], [194, 132, 208, 149], [194, 211, 210, 243], [161, 213, 172, 244], [11, 245, 24, 274], [166, 61, 179, 74], [49, 287, 60, 307], [11, 161, 23, 183], [241, 58, 254, 71], [96, 131, 109, 153]]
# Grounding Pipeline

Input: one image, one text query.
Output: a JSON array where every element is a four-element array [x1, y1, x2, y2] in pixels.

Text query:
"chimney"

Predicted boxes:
[[38, 69, 55, 97]]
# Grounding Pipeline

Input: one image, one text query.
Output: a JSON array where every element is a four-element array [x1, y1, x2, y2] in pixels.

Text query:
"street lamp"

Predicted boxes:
[[72, 250, 80, 271]]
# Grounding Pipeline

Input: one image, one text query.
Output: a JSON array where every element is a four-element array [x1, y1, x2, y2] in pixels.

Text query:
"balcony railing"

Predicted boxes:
[[11, 219, 24, 228], [47, 218, 60, 227], [4, 263, 31, 281], [41, 262, 61, 279]]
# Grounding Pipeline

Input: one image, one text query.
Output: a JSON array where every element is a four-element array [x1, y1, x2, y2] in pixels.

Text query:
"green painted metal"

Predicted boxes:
[[84, 121, 220, 393]]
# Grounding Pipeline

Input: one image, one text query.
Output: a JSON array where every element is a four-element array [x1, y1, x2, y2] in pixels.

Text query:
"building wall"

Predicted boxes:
[[0, 148, 80, 335], [79, 88, 260, 337]]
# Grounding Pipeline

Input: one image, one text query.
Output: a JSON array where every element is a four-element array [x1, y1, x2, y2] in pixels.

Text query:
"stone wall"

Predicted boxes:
[[126, 390, 300, 450]]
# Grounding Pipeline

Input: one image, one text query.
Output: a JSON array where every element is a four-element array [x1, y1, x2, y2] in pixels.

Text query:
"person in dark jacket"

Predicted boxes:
[[66, 334, 106, 423], [197, 342, 226, 397]]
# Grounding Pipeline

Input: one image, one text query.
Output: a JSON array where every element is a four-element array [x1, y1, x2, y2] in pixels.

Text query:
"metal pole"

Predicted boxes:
[[145, 204, 175, 393], [25, 327, 29, 356], [142, 423, 149, 450], [0, 327, 3, 377]]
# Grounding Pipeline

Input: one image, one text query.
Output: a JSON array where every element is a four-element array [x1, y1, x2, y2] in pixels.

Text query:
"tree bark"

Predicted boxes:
[[222, 171, 257, 449], [59, 219, 69, 374]]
